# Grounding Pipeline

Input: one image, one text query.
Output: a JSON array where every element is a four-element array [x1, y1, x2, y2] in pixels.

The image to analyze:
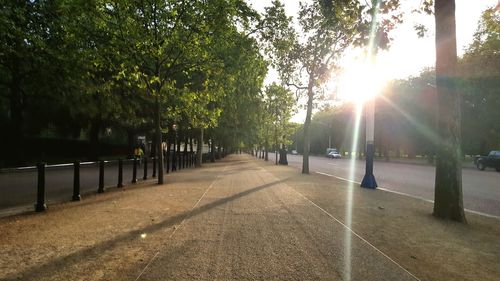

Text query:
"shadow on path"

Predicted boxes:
[[3, 174, 290, 281]]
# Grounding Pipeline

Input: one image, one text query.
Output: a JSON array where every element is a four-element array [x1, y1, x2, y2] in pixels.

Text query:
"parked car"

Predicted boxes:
[[327, 150, 342, 159], [326, 148, 338, 157], [291, 150, 298, 155], [474, 151, 500, 171]]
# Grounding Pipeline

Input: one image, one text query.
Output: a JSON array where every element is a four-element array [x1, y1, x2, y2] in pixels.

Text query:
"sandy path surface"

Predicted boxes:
[[0, 154, 498, 281]]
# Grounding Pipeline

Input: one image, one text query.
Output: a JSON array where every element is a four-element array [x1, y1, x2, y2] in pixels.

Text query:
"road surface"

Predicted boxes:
[[0, 159, 167, 213], [272, 153, 500, 217]]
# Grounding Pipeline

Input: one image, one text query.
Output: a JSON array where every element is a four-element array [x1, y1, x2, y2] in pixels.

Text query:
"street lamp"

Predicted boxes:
[[361, 97, 378, 189]]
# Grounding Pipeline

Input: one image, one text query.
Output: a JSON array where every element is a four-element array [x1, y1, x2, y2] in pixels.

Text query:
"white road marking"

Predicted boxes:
[[315, 171, 500, 220]]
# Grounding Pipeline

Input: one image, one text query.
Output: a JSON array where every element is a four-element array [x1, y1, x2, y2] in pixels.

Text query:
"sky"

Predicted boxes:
[[246, 0, 498, 122]]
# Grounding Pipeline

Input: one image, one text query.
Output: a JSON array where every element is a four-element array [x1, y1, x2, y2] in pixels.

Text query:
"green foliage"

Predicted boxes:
[[0, 0, 267, 162], [459, 7, 500, 154], [258, 83, 295, 150]]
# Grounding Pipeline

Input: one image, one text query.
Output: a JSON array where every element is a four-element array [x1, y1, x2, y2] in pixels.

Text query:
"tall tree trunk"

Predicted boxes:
[[184, 136, 188, 168], [89, 120, 100, 160], [166, 137, 171, 173], [196, 128, 203, 167], [210, 139, 215, 162], [433, 0, 466, 222], [155, 97, 164, 184], [265, 141, 269, 161], [302, 76, 314, 174], [9, 68, 23, 139], [127, 130, 135, 159], [176, 135, 181, 164]]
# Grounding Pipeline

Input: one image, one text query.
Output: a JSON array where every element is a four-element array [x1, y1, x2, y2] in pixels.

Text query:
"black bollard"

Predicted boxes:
[[98, 160, 105, 193], [132, 158, 138, 183], [72, 161, 81, 201], [143, 157, 148, 180], [35, 163, 47, 212], [152, 156, 156, 178], [117, 159, 123, 188]]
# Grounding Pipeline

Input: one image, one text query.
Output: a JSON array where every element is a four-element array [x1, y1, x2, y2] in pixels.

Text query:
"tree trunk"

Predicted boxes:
[[127, 130, 135, 159], [166, 137, 171, 173], [279, 143, 288, 165], [184, 136, 188, 168], [264, 141, 269, 161], [155, 97, 164, 184], [9, 68, 24, 139], [196, 128, 203, 167], [176, 134, 181, 169], [210, 139, 215, 162], [89, 120, 100, 160], [302, 76, 314, 174], [433, 0, 466, 222]]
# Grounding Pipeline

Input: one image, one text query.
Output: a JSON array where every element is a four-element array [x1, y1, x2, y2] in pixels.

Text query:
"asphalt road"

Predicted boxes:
[[277, 153, 500, 217], [0, 159, 161, 212]]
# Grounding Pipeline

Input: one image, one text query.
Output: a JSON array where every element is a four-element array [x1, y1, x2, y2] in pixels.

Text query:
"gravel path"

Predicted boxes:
[[136, 159, 416, 281], [0, 154, 498, 281]]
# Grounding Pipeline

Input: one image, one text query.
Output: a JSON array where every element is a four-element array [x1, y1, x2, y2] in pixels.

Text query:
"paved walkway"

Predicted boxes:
[[0, 154, 499, 281]]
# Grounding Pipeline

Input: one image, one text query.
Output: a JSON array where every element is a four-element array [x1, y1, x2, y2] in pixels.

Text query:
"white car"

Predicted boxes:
[[327, 151, 342, 159], [291, 150, 298, 155]]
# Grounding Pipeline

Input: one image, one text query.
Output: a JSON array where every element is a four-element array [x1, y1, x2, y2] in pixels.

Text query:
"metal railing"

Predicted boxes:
[[0, 151, 213, 214]]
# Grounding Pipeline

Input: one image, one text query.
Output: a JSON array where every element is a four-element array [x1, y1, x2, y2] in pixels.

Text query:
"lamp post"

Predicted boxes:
[[361, 98, 378, 189], [360, 0, 381, 189]]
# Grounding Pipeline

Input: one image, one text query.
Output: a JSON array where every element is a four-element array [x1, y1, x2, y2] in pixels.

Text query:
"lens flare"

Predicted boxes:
[[343, 104, 363, 281], [338, 61, 386, 104]]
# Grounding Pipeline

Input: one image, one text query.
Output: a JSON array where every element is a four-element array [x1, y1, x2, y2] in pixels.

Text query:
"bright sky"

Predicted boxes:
[[247, 0, 498, 122]]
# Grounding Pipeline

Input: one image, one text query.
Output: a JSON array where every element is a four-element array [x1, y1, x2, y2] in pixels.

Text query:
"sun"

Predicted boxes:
[[337, 59, 388, 104]]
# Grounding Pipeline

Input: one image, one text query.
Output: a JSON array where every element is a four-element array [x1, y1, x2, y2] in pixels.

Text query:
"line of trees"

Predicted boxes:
[[0, 0, 298, 170], [296, 6, 499, 160]]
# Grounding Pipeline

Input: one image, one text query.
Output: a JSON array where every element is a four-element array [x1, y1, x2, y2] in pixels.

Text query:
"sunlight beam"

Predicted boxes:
[[343, 104, 363, 281]]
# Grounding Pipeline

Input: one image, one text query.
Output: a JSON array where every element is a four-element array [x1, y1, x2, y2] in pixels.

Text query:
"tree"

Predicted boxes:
[[459, 7, 500, 155], [433, 0, 466, 222], [264, 83, 295, 164], [262, 0, 363, 174]]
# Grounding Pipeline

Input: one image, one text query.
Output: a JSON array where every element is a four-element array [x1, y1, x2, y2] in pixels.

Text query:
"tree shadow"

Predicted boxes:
[[4, 178, 290, 280]]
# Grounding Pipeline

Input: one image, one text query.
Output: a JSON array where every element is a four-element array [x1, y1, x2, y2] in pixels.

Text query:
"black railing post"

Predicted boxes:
[[117, 159, 123, 188], [132, 158, 138, 183], [152, 156, 156, 178], [143, 157, 148, 180], [35, 163, 47, 212], [72, 161, 81, 201], [98, 160, 105, 193]]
